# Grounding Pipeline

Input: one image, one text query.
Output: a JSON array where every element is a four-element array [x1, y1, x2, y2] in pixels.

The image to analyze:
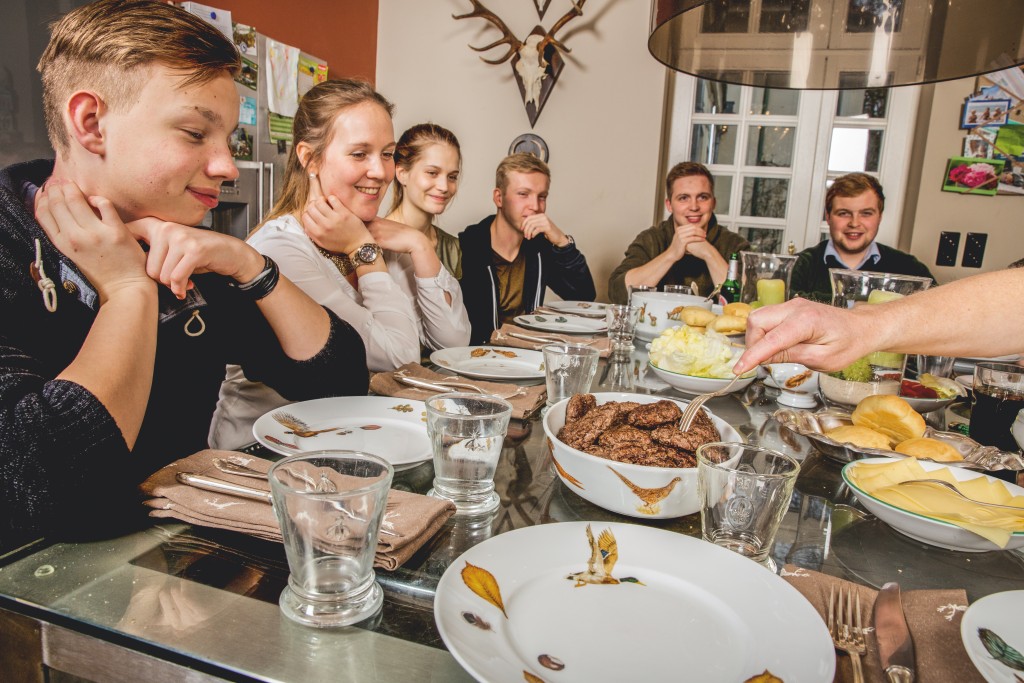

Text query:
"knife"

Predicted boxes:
[[874, 582, 916, 682], [176, 472, 273, 503]]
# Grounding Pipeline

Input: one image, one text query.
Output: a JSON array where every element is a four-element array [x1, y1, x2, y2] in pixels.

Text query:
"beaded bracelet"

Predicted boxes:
[[235, 255, 280, 301]]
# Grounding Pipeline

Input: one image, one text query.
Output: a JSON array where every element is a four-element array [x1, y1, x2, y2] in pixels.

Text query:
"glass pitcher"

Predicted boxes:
[[821, 269, 932, 405], [739, 251, 798, 306]]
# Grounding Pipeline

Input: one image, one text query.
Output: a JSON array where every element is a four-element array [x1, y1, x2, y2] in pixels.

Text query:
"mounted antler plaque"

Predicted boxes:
[[453, 0, 586, 127]]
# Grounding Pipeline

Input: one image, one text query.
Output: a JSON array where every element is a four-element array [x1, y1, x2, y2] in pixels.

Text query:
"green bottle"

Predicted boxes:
[[720, 253, 741, 304]]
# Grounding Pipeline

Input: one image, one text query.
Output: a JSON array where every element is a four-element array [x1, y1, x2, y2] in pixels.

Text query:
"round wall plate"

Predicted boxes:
[[509, 133, 549, 162]]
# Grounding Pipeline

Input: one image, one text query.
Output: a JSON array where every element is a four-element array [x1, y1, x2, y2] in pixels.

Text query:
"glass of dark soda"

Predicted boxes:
[[970, 362, 1024, 483]]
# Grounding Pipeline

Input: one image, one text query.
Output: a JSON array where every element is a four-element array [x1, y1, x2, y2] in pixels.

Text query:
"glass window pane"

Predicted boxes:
[[691, 124, 737, 165], [714, 175, 733, 214], [745, 125, 795, 167], [701, 0, 749, 33], [758, 0, 810, 33], [750, 74, 799, 116], [837, 73, 890, 118], [695, 77, 741, 114], [845, 0, 904, 34], [827, 128, 883, 172], [741, 177, 789, 218], [739, 227, 785, 254]]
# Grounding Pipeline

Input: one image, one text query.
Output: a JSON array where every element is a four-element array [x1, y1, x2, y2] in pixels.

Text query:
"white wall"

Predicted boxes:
[[376, 0, 668, 302]]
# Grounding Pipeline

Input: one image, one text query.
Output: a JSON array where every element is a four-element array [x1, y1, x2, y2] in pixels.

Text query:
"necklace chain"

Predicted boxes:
[[314, 243, 355, 276]]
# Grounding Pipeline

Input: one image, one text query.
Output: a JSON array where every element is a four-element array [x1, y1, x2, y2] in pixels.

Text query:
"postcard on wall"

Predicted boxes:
[[266, 38, 300, 118], [962, 98, 1011, 128], [297, 56, 328, 99], [233, 22, 257, 59], [229, 127, 253, 161], [268, 113, 294, 143], [180, 2, 232, 41], [994, 124, 1024, 159], [963, 134, 993, 158], [976, 67, 1024, 105], [235, 56, 257, 91], [942, 157, 1004, 196], [239, 96, 256, 126]]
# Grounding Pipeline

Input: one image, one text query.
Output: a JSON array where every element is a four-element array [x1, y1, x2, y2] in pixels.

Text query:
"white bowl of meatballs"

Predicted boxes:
[[542, 392, 743, 519]]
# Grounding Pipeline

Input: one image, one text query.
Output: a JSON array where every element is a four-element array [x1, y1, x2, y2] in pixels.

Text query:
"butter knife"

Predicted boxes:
[[395, 375, 484, 394], [874, 582, 916, 682], [176, 472, 273, 503]]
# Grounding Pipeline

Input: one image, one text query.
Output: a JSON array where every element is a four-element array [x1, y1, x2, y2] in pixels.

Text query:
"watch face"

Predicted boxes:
[[355, 244, 380, 264]]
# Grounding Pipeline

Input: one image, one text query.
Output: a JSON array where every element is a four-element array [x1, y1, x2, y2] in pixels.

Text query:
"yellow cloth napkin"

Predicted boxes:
[[846, 459, 1024, 547], [489, 323, 612, 357], [780, 565, 982, 683], [139, 450, 455, 570], [370, 362, 546, 420]]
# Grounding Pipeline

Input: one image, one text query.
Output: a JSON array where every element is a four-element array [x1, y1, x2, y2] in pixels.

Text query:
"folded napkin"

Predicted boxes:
[[846, 458, 1024, 547], [139, 450, 455, 570], [490, 323, 612, 357], [780, 565, 983, 683], [370, 362, 545, 420]]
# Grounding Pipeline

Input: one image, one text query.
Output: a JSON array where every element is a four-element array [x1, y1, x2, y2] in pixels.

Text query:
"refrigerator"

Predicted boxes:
[[182, 3, 327, 240]]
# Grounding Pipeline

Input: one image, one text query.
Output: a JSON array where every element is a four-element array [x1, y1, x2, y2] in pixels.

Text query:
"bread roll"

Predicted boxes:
[[826, 425, 892, 450], [709, 314, 746, 334], [851, 395, 926, 446], [894, 437, 964, 462], [677, 306, 716, 327], [723, 302, 752, 319]]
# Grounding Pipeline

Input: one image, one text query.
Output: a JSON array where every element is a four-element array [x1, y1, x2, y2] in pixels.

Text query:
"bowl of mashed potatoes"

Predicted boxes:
[[647, 326, 755, 395]]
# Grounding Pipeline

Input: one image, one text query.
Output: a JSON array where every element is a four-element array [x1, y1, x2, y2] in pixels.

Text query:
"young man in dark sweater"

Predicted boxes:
[[789, 173, 934, 302], [0, 0, 367, 552]]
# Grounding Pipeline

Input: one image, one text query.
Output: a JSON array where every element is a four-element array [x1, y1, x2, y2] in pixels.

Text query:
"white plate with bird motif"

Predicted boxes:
[[514, 312, 607, 334], [435, 522, 835, 683], [542, 301, 609, 318], [430, 346, 546, 380], [253, 397, 431, 470], [960, 590, 1024, 682]]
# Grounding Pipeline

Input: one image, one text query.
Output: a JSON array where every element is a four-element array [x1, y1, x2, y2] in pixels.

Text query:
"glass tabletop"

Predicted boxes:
[[1, 346, 1022, 680]]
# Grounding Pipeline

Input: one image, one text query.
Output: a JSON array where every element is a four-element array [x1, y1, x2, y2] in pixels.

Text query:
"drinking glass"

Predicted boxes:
[[662, 284, 690, 294], [425, 392, 512, 516], [916, 354, 955, 379], [626, 284, 655, 305], [970, 362, 1024, 453], [696, 442, 799, 572], [739, 251, 797, 305], [269, 450, 393, 628], [605, 304, 641, 358], [542, 343, 599, 408]]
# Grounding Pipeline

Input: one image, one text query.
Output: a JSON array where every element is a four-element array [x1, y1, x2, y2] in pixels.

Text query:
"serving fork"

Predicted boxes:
[[897, 478, 1024, 514], [676, 374, 743, 430], [828, 585, 867, 683]]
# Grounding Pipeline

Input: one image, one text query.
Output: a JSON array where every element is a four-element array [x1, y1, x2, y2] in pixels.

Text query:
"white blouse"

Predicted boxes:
[[208, 214, 470, 450]]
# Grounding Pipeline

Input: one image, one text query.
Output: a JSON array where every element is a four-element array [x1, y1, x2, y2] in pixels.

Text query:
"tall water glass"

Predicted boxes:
[[542, 343, 599, 408], [605, 304, 641, 359], [426, 392, 512, 516], [269, 450, 393, 628], [739, 252, 797, 305], [970, 362, 1024, 453], [696, 442, 799, 572]]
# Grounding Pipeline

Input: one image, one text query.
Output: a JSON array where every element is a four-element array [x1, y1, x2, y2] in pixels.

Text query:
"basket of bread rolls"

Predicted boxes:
[[772, 394, 1024, 470]]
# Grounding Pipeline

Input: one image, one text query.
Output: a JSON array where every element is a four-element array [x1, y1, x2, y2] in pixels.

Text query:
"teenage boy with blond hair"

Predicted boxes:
[[0, 0, 367, 551], [459, 153, 595, 344]]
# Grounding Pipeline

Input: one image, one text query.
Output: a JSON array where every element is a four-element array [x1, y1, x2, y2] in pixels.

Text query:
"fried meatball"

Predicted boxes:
[[626, 400, 683, 429], [598, 424, 653, 448], [565, 393, 597, 422]]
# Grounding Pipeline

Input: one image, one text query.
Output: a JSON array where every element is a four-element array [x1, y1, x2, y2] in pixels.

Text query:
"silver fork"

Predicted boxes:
[[897, 478, 1024, 513], [677, 374, 742, 430], [828, 586, 866, 683]]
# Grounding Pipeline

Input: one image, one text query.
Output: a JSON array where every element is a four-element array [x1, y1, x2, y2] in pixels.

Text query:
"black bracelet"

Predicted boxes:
[[235, 255, 280, 301]]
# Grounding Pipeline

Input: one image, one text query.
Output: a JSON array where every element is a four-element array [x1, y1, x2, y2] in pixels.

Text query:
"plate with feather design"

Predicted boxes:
[[253, 397, 431, 471], [961, 590, 1024, 682], [435, 522, 835, 683]]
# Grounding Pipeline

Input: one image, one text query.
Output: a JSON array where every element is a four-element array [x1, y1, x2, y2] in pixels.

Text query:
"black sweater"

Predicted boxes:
[[459, 215, 596, 345], [789, 239, 935, 303], [0, 160, 368, 551]]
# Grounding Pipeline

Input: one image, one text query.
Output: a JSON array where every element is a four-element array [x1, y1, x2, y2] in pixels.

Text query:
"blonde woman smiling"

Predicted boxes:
[[210, 80, 469, 449]]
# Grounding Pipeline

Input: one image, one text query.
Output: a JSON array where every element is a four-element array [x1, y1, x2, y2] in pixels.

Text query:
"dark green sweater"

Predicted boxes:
[[790, 240, 935, 303]]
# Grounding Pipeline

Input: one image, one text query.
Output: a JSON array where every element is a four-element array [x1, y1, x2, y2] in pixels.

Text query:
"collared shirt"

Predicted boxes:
[[823, 239, 881, 270]]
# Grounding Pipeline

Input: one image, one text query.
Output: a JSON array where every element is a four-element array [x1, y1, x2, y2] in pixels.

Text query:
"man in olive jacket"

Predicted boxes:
[[608, 162, 748, 304]]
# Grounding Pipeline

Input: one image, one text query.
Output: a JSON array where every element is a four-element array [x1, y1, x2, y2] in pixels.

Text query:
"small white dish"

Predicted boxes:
[[632, 291, 712, 342], [960, 590, 1024, 682], [543, 300, 608, 314], [434, 522, 836, 683], [430, 346, 545, 380], [841, 457, 1024, 552], [899, 394, 959, 414], [647, 362, 755, 395], [765, 363, 819, 408]]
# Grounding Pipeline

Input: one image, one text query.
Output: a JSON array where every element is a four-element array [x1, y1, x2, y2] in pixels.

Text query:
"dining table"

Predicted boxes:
[[1, 345, 1022, 682]]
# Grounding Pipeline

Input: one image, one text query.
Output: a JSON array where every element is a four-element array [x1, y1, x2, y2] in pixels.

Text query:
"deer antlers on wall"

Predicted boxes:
[[453, 0, 587, 127]]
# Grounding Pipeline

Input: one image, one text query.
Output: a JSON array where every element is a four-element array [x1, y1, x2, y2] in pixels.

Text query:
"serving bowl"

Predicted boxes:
[[841, 457, 1024, 552], [631, 291, 711, 342], [542, 392, 743, 519], [765, 363, 819, 408], [647, 362, 755, 396], [898, 394, 960, 414], [818, 373, 898, 407]]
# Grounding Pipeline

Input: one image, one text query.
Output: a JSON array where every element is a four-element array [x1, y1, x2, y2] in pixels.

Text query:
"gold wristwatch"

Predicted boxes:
[[350, 242, 383, 266]]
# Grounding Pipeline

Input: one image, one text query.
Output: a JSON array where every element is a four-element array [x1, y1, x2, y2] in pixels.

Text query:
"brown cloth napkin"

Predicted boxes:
[[489, 323, 612, 357], [139, 450, 455, 571], [780, 565, 983, 683], [370, 361, 546, 420]]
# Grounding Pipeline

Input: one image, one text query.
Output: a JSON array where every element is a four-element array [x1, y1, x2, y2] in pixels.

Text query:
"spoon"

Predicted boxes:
[[897, 478, 1024, 513]]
